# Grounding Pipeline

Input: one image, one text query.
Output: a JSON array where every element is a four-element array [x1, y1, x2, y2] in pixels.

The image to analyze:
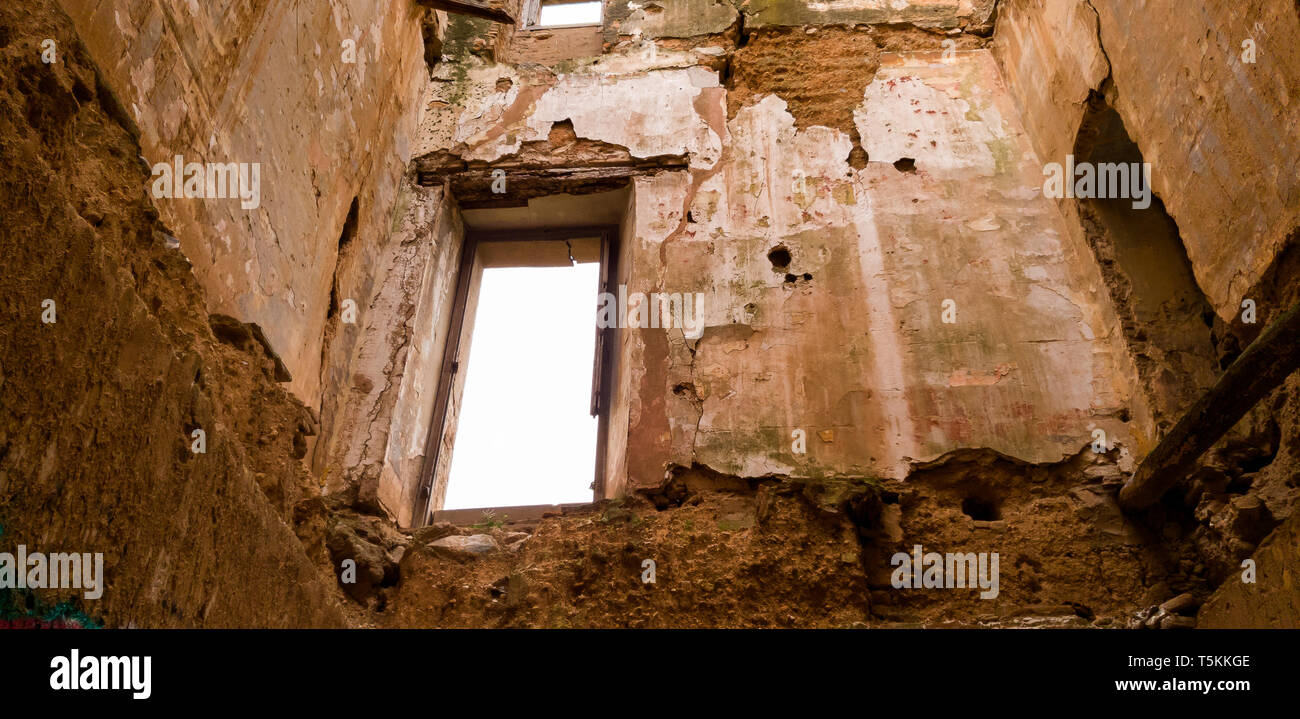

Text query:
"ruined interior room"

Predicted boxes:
[[1, 0, 1298, 634]]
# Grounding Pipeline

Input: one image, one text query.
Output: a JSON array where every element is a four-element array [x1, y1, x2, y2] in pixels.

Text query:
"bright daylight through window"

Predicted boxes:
[[443, 262, 600, 509]]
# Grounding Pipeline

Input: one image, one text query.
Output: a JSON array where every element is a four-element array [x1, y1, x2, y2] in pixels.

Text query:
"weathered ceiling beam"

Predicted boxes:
[[414, 0, 516, 25], [1118, 299, 1300, 511]]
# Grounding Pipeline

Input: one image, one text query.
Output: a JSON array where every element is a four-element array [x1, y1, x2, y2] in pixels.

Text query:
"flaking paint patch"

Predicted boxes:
[[426, 53, 724, 168], [856, 55, 1001, 175]]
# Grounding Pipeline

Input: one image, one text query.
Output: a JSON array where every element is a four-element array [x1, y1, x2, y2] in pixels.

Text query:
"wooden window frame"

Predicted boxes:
[[412, 224, 620, 526], [523, 0, 604, 30]]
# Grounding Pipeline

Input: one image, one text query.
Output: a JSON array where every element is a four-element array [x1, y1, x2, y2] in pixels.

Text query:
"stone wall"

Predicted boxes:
[[0, 0, 344, 627], [55, 0, 431, 411], [413, 11, 1142, 499], [11, 0, 1297, 628]]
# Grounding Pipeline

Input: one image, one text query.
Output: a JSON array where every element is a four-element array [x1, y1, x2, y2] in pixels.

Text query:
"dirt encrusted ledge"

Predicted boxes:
[[332, 440, 1233, 628]]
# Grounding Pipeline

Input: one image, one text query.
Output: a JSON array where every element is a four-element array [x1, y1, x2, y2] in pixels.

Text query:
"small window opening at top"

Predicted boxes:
[[536, 1, 603, 28]]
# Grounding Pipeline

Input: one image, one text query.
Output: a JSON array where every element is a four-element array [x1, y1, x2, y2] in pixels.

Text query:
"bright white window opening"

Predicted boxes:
[[442, 263, 600, 510], [537, 1, 603, 28]]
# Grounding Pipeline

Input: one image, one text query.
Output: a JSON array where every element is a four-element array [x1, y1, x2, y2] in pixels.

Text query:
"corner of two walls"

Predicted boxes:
[[991, 0, 1300, 627], [55, 0, 430, 409], [992, 0, 1300, 334], [55, 0, 440, 519], [989, 0, 1160, 449], [992, 0, 1300, 435]]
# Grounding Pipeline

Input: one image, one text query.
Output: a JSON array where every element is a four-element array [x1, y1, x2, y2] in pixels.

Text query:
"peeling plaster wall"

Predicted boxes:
[[313, 182, 465, 527], [990, 2, 1162, 444], [417, 41, 1141, 494], [55, 0, 430, 407], [383, 189, 465, 524], [419, 47, 724, 167], [1090, 0, 1300, 322], [993, 0, 1300, 322], [627, 52, 1136, 486]]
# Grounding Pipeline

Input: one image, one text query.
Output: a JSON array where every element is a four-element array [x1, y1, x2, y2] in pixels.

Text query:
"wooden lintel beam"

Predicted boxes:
[[416, 161, 690, 186], [415, 0, 516, 25]]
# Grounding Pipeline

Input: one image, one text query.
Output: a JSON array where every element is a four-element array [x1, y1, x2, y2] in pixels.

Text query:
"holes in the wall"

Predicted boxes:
[[495, 77, 513, 93], [321, 197, 360, 397], [1073, 97, 1220, 428], [548, 118, 577, 145], [719, 56, 734, 87], [893, 157, 917, 173], [326, 281, 340, 324], [210, 314, 256, 348], [339, 198, 359, 250], [23, 72, 79, 140], [71, 78, 94, 105], [327, 198, 360, 324], [961, 495, 1001, 521], [421, 13, 444, 68], [210, 314, 292, 382], [770, 248, 812, 285], [847, 143, 869, 171], [1238, 452, 1276, 478], [767, 245, 791, 270]]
